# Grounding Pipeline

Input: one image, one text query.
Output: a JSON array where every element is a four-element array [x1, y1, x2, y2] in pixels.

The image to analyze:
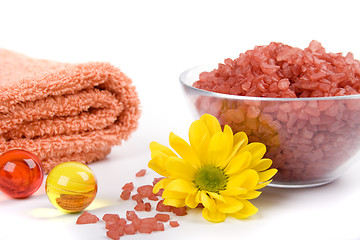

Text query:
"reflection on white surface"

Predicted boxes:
[[29, 207, 66, 218]]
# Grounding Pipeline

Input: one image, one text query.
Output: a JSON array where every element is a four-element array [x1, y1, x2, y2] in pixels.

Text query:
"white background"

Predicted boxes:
[[0, 0, 360, 239]]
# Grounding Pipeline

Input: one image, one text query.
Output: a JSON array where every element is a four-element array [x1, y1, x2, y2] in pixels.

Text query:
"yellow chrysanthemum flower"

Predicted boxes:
[[148, 114, 277, 223]]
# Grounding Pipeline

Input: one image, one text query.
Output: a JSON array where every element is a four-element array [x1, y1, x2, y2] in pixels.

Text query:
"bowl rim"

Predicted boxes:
[[180, 65, 360, 102]]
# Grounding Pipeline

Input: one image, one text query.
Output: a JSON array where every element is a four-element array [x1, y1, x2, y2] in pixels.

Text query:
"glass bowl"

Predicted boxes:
[[180, 65, 360, 188]]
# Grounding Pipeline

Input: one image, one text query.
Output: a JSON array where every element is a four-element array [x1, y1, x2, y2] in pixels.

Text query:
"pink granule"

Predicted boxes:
[[135, 169, 146, 177], [76, 169, 186, 239], [76, 211, 99, 224], [193, 40, 360, 98], [192, 41, 360, 184]]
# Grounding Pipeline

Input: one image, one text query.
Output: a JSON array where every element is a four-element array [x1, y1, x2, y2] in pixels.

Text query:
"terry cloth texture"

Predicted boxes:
[[0, 49, 140, 173]]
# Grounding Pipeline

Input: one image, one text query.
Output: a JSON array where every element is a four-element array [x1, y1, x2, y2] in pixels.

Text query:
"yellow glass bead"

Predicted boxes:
[[45, 162, 97, 213]]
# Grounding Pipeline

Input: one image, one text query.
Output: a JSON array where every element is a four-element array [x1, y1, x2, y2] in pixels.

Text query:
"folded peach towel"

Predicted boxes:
[[0, 49, 140, 172]]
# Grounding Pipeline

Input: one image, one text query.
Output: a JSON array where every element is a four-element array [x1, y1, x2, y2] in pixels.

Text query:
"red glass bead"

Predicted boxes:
[[0, 149, 44, 199]]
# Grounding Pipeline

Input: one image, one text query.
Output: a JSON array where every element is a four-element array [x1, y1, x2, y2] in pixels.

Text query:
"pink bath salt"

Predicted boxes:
[[304, 102, 321, 117], [145, 202, 152, 212], [259, 113, 273, 124], [124, 223, 137, 235], [103, 214, 120, 222], [277, 79, 290, 90], [137, 185, 154, 197], [300, 127, 314, 139], [155, 189, 164, 197], [106, 225, 125, 240], [246, 105, 260, 118], [194, 41, 360, 98], [276, 110, 288, 122], [278, 102, 292, 113], [120, 189, 131, 200], [148, 194, 158, 201], [141, 217, 157, 225], [171, 206, 188, 216], [131, 216, 142, 228], [152, 177, 165, 186], [134, 202, 146, 211], [169, 221, 180, 228], [131, 193, 142, 201], [103, 214, 126, 229], [76, 211, 99, 224], [155, 213, 170, 222], [153, 222, 165, 232], [346, 99, 360, 110], [136, 169, 146, 177], [156, 199, 172, 212], [126, 210, 138, 221], [138, 224, 154, 234], [122, 182, 134, 191]]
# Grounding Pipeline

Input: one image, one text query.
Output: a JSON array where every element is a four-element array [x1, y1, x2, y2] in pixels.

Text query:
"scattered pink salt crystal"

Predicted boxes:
[[138, 224, 153, 234], [137, 185, 153, 197], [169, 221, 180, 228], [120, 189, 131, 200], [136, 169, 146, 177], [122, 182, 134, 191], [155, 213, 170, 222], [134, 202, 146, 211], [156, 200, 172, 212], [76, 211, 99, 224]]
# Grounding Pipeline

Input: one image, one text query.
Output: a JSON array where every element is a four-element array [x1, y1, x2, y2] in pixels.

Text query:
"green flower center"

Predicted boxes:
[[194, 165, 228, 193]]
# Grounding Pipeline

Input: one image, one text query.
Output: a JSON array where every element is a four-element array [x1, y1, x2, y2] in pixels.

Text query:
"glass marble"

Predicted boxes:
[[0, 149, 44, 199], [46, 162, 97, 213]]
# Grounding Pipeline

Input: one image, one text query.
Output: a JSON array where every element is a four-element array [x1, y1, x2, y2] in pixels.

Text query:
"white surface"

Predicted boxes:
[[0, 1, 360, 239]]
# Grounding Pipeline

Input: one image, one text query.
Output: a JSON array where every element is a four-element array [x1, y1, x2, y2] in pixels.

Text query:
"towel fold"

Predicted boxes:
[[0, 49, 140, 172]]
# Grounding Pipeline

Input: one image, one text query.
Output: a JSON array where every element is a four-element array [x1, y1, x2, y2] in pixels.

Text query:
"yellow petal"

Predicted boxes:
[[195, 190, 202, 203], [255, 180, 272, 190], [163, 198, 185, 208], [230, 199, 258, 219], [162, 189, 188, 199], [224, 151, 251, 176], [258, 169, 278, 182], [185, 189, 199, 208], [202, 208, 226, 223], [199, 114, 222, 136], [207, 132, 231, 166], [237, 190, 262, 200], [200, 191, 216, 211], [225, 131, 248, 165], [164, 156, 197, 180], [217, 196, 244, 214], [233, 131, 248, 149], [149, 141, 177, 158], [164, 178, 197, 193], [189, 120, 211, 164], [219, 187, 248, 196], [148, 155, 169, 177], [207, 192, 226, 202], [227, 169, 259, 190], [253, 158, 273, 171], [153, 178, 172, 194], [223, 125, 234, 149], [218, 125, 235, 168], [169, 132, 201, 168], [237, 142, 267, 168]]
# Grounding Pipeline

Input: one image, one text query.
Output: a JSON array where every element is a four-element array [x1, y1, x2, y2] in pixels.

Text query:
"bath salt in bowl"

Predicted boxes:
[[180, 41, 360, 188]]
